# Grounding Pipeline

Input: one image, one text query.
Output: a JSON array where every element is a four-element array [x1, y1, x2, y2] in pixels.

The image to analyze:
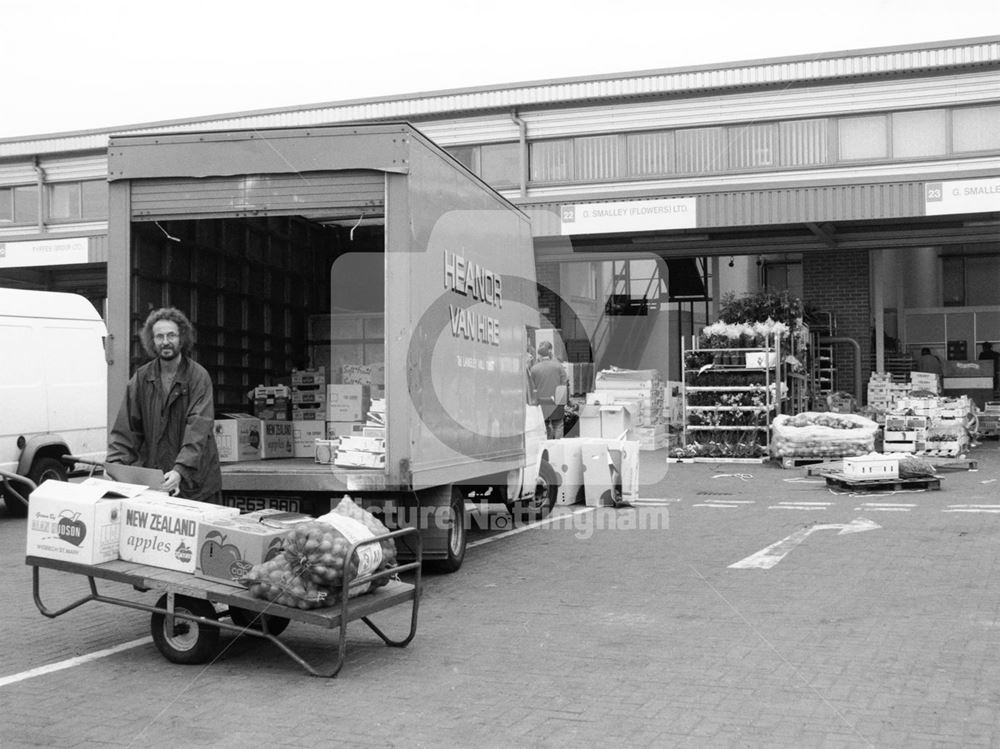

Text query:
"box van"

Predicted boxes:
[[0, 288, 107, 516]]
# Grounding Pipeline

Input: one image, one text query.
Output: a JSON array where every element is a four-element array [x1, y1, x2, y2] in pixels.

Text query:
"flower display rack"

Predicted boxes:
[[676, 337, 784, 460]]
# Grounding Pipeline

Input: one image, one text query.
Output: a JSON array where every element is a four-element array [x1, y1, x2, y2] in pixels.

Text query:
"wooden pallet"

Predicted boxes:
[[923, 456, 978, 472], [777, 457, 844, 470], [821, 469, 941, 493], [667, 456, 769, 464]]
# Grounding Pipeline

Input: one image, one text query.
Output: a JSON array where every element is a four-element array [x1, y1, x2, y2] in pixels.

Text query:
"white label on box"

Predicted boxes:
[[119, 495, 238, 572]]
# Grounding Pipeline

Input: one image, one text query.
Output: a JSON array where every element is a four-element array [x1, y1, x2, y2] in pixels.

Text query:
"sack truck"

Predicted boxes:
[[104, 123, 556, 572]]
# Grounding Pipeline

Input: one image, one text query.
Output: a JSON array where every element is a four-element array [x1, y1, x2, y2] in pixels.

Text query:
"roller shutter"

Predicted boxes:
[[128, 170, 385, 223]]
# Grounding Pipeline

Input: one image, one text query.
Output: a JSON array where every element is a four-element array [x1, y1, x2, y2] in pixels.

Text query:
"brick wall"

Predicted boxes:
[[803, 251, 872, 401]]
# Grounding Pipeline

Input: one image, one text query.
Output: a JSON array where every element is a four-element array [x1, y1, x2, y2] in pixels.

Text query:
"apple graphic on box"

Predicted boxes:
[[264, 537, 284, 561], [57, 511, 87, 547], [175, 541, 192, 565], [200, 531, 243, 579]]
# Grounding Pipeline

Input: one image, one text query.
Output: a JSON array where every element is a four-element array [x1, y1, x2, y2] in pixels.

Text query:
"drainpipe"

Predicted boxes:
[[32, 157, 45, 232], [510, 110, 527, 199], [820, 336, 863, 404]]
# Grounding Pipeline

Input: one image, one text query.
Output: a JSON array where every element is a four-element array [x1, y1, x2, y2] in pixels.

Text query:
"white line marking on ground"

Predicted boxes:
[[767, 506, 829, 510], [0, 637, 153, 688], [693, 503, 741, 508], [943, 508, 1000, 513], [729, 518, 881, 569], [467, 507, 595, 549]]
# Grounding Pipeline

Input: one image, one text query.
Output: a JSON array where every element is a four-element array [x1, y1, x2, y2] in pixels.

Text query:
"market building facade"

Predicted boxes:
[[1, 36, 999, 403]]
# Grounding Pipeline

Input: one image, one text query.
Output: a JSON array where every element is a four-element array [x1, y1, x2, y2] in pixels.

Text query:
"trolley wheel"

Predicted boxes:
[[229, 606, 290, 636], [150, 594, 220, 665]]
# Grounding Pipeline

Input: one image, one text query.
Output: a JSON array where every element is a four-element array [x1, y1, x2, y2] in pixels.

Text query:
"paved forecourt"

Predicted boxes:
[[1, 444, 999, 748]]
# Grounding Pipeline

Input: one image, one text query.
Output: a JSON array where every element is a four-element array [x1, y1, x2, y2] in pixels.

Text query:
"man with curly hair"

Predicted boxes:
[[107, 307, 222, 501]]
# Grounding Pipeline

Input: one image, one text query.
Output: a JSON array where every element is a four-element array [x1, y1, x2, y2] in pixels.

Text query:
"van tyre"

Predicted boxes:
[[151, 594, 220, 665], [29, 457, 68, 487], [428, 486, 466, 573]]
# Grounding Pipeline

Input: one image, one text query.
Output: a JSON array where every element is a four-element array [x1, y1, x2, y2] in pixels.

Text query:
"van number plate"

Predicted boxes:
[[223, 496, 301, 513]]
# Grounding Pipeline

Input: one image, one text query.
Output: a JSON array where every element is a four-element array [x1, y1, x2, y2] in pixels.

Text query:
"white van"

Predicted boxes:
[[0, 288, 107, 516]]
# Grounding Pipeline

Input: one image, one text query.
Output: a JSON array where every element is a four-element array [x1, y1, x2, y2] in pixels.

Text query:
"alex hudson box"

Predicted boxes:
[[25, 478, 149, 565], [119, 494, 239, 573]]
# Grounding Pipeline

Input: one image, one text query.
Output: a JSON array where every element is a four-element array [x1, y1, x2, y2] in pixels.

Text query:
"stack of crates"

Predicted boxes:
[[882, 414, 928, 453], [978, 402, 1000, 438], [290, 368, 327, 458], [867, 373, 911, 417]]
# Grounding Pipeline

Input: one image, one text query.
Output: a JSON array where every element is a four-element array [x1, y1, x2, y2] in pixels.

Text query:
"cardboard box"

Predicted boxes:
[[252, 385, 291, 420], [580, 440, 619, 507], [195, 515, 287, 586], [334, 450, 386, 468], [260, 420, 294, 459], [119, 494, 238, 573], [291, 387, 326, 405], [25, 478, 148, 564], [578, 403, 632, 440], [338, 435, 385, 453], [291, 367, 326, 387], [327, 384, 371, 422], [214, 413, 261, 462], [594, 369, 660, 389], [315, 439, 339, 464], [362, 426, 386, 439], [291, 403, 325, 421], [327, 421, 365, 438], [541, 439, 584, 505], [292, 421, 326, 458], [843, 453, 899, 479], [244, 509, 314, 528]]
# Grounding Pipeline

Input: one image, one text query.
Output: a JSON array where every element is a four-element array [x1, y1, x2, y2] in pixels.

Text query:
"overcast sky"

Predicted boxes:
[[2, 0, 998, 140]]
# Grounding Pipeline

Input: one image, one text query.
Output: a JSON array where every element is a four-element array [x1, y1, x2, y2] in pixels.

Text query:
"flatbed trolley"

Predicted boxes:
[[25, 518, 421, 677]]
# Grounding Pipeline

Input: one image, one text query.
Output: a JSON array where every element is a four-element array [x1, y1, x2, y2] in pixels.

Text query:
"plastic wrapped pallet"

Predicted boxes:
[[770, 412, 878, 459]]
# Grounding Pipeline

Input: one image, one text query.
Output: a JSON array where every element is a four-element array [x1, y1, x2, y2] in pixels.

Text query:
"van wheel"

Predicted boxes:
[[428, 486, 466, 573], [29, 457, 68, 486]]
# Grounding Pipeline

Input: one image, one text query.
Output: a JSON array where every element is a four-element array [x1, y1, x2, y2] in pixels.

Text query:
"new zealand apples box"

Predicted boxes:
[[25, 478, 149, 565], [260, 419, 294, 459], [119, 494, 239, 573], [195, 516, 287, 586]]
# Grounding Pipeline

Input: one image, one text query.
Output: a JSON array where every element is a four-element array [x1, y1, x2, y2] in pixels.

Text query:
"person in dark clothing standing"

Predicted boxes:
[[978, 341, 1000, 396], [915, 347, 943, 378], [529, 340, 569, 439], [107, 307, 222, 501]]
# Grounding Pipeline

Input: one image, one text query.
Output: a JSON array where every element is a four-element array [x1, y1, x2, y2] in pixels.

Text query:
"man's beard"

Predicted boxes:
[[158, 345, 178, 361]]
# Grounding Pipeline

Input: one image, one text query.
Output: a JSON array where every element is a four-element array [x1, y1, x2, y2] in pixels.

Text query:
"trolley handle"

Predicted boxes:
[[0, 469, 36, 509]]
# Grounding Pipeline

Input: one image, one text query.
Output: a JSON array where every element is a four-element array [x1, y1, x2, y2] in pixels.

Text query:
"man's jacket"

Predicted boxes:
[[108, 357, 222, 501]]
